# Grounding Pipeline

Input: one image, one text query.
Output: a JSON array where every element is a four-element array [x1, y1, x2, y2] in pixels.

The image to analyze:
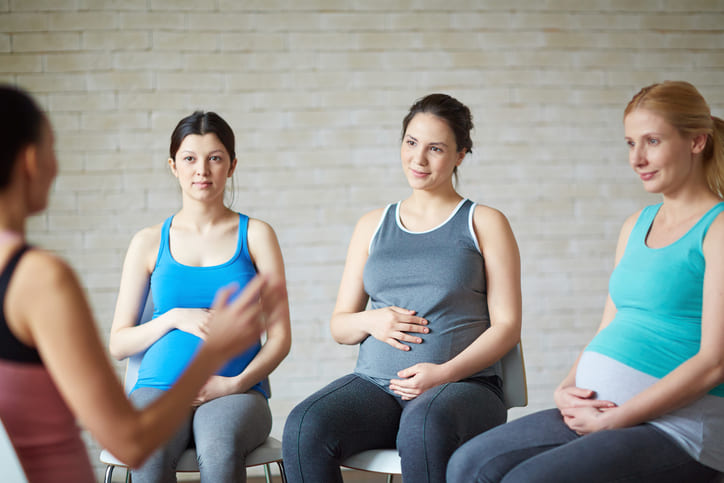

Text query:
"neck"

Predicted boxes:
[[407, 184, 462, 209], [176, 200, 233, 232]]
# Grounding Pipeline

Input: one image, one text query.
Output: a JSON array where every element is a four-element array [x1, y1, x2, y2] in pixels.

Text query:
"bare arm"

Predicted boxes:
[[329, 208, 429, 349], [390, 207, 522, 399], [553, 211, 638, 412], [563, 212, 724, 434], [109, 226, 211, 360], [194, 220, 291, 404], [7, 250, 281, 467]]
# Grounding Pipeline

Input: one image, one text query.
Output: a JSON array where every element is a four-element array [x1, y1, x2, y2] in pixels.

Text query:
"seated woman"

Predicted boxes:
[[108, 111, 291, 483], [282, 93, 522, 483], [0, 85, 285, 483], [447, 81, 724, 483]]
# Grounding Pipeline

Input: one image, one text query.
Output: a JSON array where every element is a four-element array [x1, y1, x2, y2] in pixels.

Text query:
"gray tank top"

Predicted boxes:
[[355, 198, 500, 390]]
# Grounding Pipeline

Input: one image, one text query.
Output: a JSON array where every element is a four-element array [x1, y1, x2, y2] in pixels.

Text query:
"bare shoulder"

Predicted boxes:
[[703, 208, 724, 257], [472, 204, 511, 228], [125, 223, 163, 270], [247, 217, 278, 240], [355, 206, 388, 237]]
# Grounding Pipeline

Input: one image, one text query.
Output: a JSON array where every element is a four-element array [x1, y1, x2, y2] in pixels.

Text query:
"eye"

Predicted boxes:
[[183, 155, 194, 162], [626, 140, 635, 148], [406, 139, 416, 147], [430, 146, 442, 153], [647, 137, 660, 145], [209, 155, 222, 162]]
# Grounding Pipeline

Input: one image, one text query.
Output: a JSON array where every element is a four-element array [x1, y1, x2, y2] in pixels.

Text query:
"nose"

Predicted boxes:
[[629, 144, 646, 168], [196, 158, 210, 175], [412, 147, 428, 166]]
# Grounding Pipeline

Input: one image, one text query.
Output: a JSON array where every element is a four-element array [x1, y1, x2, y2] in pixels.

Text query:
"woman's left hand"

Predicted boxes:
[[193, 375, 234, 406], [389, 363, 449, 400], [559, 405, 617, 435]]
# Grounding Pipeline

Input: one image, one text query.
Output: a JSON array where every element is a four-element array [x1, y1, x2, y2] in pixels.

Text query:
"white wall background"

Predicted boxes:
[[2, 0, 724, 478]]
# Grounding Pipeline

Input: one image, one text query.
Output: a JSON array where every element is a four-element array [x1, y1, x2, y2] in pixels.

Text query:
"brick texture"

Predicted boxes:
[[2, 2, 724, 479]]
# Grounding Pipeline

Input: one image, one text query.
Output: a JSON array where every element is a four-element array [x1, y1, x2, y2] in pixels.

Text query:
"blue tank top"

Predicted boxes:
[[133, 213, 268, 397], [356, 199, 500, 388], [586, 202, 724, 397]]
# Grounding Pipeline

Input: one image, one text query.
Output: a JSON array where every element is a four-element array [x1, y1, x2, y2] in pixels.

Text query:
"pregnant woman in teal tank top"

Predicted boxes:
[[109, 112, 291, 483], [448, 82, 724, 482]]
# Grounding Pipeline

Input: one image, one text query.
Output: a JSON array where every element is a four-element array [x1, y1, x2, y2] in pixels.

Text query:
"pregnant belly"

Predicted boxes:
[[575, 351, 658, 405]]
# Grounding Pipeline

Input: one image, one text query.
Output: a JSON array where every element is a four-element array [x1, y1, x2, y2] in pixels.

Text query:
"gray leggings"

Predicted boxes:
[[130, 387, 271, 483], [447, 408, 720, 483], [282, 373, 506, 483]]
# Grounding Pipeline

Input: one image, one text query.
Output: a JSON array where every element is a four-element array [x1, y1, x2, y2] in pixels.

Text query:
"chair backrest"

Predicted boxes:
[[500, 342, 528, 409], [0, 419, 29, 483]]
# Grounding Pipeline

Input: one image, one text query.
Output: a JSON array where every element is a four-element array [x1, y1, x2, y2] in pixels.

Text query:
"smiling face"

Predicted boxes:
[[624, 108, 706, 196], [169, 133, 236, 204], [400, 112, 466, 193]]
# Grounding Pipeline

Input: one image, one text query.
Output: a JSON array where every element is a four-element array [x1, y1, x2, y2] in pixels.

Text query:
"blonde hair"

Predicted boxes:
[[624, 81, 724, 198]]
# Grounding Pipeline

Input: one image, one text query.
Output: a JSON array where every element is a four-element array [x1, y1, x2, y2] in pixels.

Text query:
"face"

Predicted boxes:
[[168, 133, 236, 203], [400, 112, 466, 192], [624, 109, 706, 196], [28, 119, 58, 214]]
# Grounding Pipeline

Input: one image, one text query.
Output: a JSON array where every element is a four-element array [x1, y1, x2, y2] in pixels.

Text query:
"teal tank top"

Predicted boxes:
[[586, 202, 724, 397], [133, 213, 268, 396]]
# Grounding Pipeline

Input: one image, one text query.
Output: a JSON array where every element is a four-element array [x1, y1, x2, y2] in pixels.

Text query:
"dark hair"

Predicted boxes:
[[0, 85, 45, 190], [401, 93, 474, 155], [625, 81, 724, 198], [169, 111, 235, 161]]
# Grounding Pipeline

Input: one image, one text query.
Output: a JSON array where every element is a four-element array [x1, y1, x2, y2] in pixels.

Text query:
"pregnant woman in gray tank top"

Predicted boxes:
[[283, 93, 522, 483]]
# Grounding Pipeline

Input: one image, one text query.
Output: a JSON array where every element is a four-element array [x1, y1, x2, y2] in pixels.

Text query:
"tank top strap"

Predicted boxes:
[[695, 201, 724, 244], [237, 213, 252, 263], [0, 244, 41, 364], [153, 215, 174, 272]]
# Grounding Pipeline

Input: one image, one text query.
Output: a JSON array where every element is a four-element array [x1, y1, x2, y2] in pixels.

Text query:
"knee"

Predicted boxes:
[[447, 443, 484, 483]]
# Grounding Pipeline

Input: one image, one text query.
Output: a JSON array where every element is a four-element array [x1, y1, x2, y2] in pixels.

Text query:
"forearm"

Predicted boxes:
[[604, 353, 724, 429], [440, 322, 519, 383], [228, 331, 291, 394], [109, 313, 173, 360], [330, 311, 371, 345]]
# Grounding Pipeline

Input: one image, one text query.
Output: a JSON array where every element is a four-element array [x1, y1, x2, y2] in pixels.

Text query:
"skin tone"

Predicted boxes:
[[554, 108, 724, 435], [330, 112, 522, 400], [109, 132, 291, 406], [0, 117, 287, 467]]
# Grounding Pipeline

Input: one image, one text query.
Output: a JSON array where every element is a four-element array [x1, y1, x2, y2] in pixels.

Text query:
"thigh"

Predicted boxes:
[[398, 380, 507, 483], [130, 387, 193, 483], [282, 374, 402, 483], [447, 408, 575, 483], [503, 423, 719, 483], [193, 390, 271, 483], [193, 390, 271, 456]]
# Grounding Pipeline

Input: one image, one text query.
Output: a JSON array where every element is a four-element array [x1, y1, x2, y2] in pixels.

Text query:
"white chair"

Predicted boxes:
[[0, 419, 28, 483], [100, 291, 286, 483], [340, 342, 528, 482]]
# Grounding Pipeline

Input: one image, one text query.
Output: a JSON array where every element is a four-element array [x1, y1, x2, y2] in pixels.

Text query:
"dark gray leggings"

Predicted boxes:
[[130, 387, 271, 483], [447, 408, 720, 483], [282, 373, 507, 483]]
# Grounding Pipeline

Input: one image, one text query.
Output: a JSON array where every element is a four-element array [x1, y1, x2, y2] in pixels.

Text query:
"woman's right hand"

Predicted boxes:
[[366, 306, 429, 351]]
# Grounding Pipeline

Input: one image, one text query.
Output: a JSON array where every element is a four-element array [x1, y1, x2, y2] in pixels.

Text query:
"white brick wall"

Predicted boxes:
[[2, 1, 724, 478]]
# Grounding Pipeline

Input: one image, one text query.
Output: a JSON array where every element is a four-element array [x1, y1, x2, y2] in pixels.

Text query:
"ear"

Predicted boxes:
[[228, 157, 238, 178], [691, 133, 708, 154], [168, 157, 178, 177], [20, 143, 39, 181], [455, 148, 467, 167]]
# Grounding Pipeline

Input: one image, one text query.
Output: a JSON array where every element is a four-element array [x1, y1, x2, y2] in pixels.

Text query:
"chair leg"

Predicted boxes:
[[387, 475, 394, 483], [104, 465, 114, 483], [263, 463, 272, 483], [276, 461, 287, 483]]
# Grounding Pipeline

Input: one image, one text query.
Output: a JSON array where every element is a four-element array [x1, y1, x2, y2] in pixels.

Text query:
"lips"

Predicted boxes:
[[410, 168, 430, 178], [639, 172, 656, 181]]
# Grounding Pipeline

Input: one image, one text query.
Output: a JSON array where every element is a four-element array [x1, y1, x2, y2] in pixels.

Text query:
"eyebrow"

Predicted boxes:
[[405, 134, 449, 147]]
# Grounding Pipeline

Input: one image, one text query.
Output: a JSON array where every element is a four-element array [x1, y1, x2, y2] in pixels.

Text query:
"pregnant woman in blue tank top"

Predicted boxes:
[[283, 94, 522, 483], [448, 83, 724, 482], [108, 111, 291, 483]]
